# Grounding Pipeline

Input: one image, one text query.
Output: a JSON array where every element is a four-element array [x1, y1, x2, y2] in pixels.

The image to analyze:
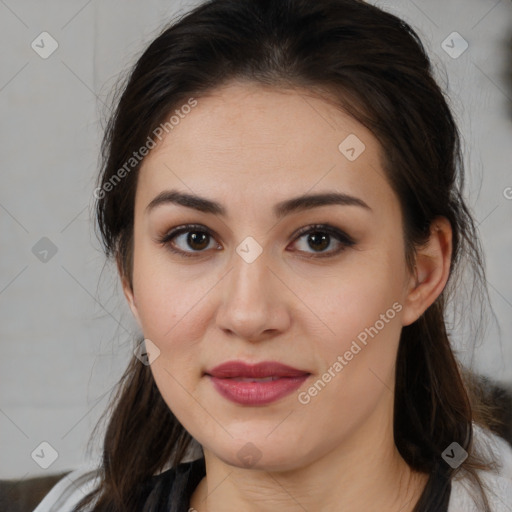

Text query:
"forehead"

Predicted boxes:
[[136, 82, 395, 217]]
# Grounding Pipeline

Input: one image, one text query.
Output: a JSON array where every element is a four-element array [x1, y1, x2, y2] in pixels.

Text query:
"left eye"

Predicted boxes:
[[157, 223, 355, 258], [289, 224, 355, 258]]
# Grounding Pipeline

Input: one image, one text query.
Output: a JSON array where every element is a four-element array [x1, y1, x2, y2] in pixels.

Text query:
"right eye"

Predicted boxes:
[[156, 224, 220, 258]]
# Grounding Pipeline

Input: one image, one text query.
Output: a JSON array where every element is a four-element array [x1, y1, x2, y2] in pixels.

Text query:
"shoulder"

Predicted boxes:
[[33, 465, 100, 512], [448, 424, 512, 512], [33, 458, 206, 512]]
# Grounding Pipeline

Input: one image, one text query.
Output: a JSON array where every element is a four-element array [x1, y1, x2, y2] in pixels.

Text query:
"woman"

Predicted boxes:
[[34, 0, 512, 510]]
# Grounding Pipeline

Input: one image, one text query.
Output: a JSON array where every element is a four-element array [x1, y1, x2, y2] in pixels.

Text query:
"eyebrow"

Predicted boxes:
[[145, 189, 371, 218]]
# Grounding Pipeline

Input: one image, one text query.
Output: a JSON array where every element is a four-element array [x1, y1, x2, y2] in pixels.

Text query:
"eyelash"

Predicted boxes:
[[156, 223, 356, 259]]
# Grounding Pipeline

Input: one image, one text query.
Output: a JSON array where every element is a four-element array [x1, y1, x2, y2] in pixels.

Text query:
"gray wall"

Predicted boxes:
[[1, 0, 511, 479]]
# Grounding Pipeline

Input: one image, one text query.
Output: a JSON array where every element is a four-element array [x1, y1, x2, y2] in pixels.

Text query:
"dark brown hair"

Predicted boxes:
[[76, 0, 500, 510]]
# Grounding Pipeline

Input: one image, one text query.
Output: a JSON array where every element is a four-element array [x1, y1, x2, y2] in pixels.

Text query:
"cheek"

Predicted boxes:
[[131, 242, 215, 342], [299, 246, 405, 341], [296, 282, 403, 435], [132, 265, 212, 426], [297, 247, 406, 397], [314, 284, 403, 389], [130, 249, 217, 396]]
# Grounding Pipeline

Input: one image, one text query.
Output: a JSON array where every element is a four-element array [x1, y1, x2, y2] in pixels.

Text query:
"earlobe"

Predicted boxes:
[[122, 277, 140, 323], [116, 255, 142, 328], [401, 217, 452, 326]]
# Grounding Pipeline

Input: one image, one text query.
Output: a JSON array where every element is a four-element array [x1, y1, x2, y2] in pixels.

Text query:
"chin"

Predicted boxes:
[[208, 438, 311, 472]]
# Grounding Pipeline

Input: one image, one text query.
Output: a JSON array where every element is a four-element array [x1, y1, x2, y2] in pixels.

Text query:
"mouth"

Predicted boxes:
[[205, 360, 311, 405], [226, 376, 282, 382], [205, 360, 311, 379]]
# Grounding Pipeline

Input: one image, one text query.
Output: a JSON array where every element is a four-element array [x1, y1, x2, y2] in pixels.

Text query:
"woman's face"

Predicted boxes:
[[123, 82, 420, 470]]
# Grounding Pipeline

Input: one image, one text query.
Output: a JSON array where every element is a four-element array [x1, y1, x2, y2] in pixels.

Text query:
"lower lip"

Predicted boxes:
[[207, 375, 309, 405]]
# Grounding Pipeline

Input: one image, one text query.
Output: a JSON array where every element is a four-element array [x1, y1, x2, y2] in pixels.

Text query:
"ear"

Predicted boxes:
[[116, 254, 142, 328], [401, 216, 452, 326]]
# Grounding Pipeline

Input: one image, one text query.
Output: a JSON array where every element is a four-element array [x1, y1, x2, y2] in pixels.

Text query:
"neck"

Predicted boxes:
[[189, 403, 429, 512]]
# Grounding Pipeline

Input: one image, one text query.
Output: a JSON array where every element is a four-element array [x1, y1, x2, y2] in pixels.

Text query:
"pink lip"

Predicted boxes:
[[206, 360, 310, 378], [205, 361, 311, 405]]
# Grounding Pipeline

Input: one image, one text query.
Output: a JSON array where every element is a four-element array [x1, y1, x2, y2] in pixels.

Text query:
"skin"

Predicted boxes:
[[120, 81, 452, 512]]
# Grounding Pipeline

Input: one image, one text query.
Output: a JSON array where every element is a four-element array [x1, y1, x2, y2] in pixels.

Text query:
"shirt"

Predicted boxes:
[[33, 425, 512, 512]]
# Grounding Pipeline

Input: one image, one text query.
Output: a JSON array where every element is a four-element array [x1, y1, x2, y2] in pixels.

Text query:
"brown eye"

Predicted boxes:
[[289, 224, 355, 258], [305, 232, 331, 252], [185, 231, 210, 251], [157, 224, 219, 258], [157, 223, 355, 260]]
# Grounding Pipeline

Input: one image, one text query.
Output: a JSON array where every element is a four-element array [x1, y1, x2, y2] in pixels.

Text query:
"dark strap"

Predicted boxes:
[[138, 458, 206, 512]]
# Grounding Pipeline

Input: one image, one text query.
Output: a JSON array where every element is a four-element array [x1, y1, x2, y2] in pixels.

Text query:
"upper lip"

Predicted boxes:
[[206, 360, 311, 378]]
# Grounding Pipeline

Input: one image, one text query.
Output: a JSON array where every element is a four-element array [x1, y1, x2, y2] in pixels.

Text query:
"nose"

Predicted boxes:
[[215, 249, 291, 342]]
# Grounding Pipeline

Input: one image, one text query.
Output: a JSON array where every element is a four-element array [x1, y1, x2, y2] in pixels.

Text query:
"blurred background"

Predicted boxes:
[[1, 0, 511, 487]]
